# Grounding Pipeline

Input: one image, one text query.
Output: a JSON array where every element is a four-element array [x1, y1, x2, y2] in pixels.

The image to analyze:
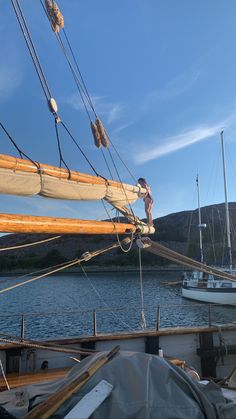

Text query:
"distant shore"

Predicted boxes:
[[0, 264, 187, 276]]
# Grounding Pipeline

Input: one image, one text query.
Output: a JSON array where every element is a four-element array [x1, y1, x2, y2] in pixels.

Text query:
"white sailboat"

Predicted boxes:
[[182, 131, 236, 304]]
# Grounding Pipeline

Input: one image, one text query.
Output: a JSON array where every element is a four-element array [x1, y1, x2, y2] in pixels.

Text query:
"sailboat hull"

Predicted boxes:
[[182, 285, 236, 305]]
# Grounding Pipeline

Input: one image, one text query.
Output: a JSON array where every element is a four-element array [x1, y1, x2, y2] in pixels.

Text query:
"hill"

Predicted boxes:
[[0, 202, 236, 272]]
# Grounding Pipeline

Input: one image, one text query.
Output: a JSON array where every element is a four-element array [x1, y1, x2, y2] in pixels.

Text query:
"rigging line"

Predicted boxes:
[[108, 135, 137, 184], [0, 122, 39, 169], [79, 264, 133, 331], [101, 148, 114, 180], [0, 332, 98, 354], [0, 359, 10, 391], [41, 0, 136, 187], [11, 0, 52, 101], [60, 29, 137, 186], [59, 120, 101, 177], [0, 337, 95, 356], [40, 0, 93, 120], [101, 199, 134, 253], [56, 31, 92, 121], [54, 119, 71, 173], [138, 246, 146, 329], [0, 235, 61, 252], [204, 208, 216, 264], [140, 237, 236, 281], [0, 241, 127, 294], [95, 206, 115, 222], [106, 147, 137, 221], [0, 259, 80, 294], [6, 259, 78, 285], [41, 0, 136, 188], [62, 28, 97, 116]]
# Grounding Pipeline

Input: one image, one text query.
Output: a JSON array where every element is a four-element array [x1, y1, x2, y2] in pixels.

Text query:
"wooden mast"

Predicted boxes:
[[0, 213, 140, 235]]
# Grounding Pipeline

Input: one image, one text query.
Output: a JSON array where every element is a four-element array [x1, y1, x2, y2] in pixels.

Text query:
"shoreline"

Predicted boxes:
[[0, 265, 186, 276]]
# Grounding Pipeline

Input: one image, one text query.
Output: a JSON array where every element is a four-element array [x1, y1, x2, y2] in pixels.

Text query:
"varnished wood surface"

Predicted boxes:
[[0, 213, 136, 234], [0, 367, 70, 391], [0, 154, 140, 192]]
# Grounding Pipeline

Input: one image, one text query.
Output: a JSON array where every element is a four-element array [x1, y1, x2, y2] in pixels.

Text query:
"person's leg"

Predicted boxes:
[[145, 199, 153, 225]]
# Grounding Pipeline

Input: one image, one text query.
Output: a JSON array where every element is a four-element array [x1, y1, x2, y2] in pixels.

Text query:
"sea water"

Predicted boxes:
[[0, 271, 235, 339]]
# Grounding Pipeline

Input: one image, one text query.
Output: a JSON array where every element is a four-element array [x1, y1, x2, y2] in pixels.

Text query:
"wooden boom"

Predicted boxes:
[[0, 213, 139, 235], [0, 154, 138, 191]]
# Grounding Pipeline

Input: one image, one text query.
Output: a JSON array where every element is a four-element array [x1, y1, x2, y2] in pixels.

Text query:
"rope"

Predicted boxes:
[[0, 336, 95, 356], [79, 264, 133, 331], [101, 199, 134, 253], [59, 120, 101, 177], [0, 359, 10, 390], [0, 235, 61, 252], [40, 0, 138, 189], [108, 136, 137, 184], [40, 0, 94, 121], [14, 0, 142, 224], [12, 0, 102, 178], [62, 29, 97, 115], [140, 237, 236, 282], [0, 240, 129, 294], [11, 0, 52, 102], [0, 331, 98, 355], [54, 118, 71, 173], [0, 122, 39, 169], [101, 147, 114, 180], [138, 246, 146, 329]]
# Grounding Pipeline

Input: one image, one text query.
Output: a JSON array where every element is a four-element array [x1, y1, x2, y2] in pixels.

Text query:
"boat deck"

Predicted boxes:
[[0, 367, 70, 391]]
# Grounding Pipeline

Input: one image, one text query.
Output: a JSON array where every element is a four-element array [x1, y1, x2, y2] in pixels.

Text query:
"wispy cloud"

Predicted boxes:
[[133, 123, 222, 164], [0, 59, 22, 104], [66, 93, 124, 124], [110, 119, 137, 136], [141, 69, 201, 113]]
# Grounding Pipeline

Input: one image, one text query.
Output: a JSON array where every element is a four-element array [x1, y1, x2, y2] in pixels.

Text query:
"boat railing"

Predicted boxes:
[[0, 302, 236, 341]]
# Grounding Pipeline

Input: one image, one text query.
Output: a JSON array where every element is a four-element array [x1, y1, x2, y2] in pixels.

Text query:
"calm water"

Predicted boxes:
[[0, 271, 236, 339]]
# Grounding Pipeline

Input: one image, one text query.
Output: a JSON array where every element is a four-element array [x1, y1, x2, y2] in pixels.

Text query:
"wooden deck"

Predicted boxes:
[[0, 367, 70, 391]]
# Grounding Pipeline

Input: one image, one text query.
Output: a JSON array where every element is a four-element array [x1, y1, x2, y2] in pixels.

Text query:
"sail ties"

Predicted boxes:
[[91, 118, 109, 149], [91, 121, 102, 148], [45, 0, 64, 33]]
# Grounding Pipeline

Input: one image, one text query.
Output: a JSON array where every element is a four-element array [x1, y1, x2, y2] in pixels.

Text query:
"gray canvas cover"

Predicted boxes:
[[0, 351, 236, 418]]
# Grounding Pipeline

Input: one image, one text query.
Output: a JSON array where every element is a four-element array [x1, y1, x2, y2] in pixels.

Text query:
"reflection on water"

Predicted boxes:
[[0, 271, 235, 339]]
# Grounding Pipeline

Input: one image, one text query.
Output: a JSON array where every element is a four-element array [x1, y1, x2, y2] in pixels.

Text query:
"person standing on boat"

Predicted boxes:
[[138, 178, 154, 226]]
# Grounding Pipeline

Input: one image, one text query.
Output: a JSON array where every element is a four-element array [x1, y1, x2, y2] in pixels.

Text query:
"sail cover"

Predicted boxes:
[[0, 155, 145, 208], [0, 351, 235, 418]]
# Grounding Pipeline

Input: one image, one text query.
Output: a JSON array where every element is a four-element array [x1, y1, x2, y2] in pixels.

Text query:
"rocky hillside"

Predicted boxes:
[[0, 202, 236, 271]]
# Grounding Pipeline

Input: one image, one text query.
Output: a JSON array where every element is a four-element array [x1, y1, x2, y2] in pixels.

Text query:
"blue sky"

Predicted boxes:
[[1, 0, 236, 224]]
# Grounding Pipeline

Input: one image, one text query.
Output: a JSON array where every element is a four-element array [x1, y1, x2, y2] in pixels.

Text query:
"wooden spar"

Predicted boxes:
[[0, 154, 141, 193], [0, 213, 137, 235], [23, 346, 120, 419]]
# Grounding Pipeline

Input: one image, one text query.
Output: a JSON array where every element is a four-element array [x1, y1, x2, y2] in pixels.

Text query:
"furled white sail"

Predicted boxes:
[[0, 155, 145, 208]]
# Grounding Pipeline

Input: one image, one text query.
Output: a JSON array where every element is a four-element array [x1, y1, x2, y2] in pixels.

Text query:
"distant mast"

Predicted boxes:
[[220, 130, 233, 271], [196, 175, 204, 263]]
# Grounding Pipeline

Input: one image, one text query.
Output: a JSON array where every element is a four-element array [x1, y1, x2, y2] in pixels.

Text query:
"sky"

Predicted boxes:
[[1, 0, 236, 225]]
